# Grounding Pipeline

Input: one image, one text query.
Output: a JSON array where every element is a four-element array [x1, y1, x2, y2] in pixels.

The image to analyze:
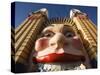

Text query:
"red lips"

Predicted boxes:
[[35, 53, 85, 63]]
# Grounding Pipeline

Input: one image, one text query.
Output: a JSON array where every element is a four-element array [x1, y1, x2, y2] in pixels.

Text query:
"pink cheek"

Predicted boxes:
[[72, 36, 83, 49], [35, 38, 49, 51]]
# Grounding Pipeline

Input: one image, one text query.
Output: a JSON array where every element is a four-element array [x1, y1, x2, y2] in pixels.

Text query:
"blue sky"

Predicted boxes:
[[13, 2, 97, 28]]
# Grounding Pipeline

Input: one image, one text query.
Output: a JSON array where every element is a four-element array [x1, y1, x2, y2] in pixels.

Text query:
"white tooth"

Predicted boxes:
[[47, 64, 51, 70]]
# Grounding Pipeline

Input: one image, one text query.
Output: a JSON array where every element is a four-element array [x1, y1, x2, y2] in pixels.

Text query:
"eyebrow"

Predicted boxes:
[[42, 26, 54, 33], [62, 25, 75, 34], [63, 25, 74, 30], [64, 25, 72, 28]]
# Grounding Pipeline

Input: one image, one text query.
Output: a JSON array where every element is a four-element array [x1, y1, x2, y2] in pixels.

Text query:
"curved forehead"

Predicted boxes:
[[42, 24, 74, 33]]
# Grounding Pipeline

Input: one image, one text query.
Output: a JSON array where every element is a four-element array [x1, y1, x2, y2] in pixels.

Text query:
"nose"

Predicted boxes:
[[49, 33, 67, 49]]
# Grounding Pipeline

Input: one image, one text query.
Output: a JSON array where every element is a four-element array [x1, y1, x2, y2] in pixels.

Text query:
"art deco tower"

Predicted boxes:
[[11, 8, 48, 72], [70, 9, 97, 68]]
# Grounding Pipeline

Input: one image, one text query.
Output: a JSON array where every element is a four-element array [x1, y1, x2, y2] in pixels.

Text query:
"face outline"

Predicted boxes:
[[34, 24, 85, 63]]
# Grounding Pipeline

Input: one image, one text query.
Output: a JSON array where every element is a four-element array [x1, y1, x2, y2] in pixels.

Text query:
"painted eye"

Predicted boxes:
[[42, 31, 54, 38], [65, 32, 74, 38]]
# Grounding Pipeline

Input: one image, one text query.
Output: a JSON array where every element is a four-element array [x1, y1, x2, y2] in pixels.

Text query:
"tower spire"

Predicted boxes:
[[29, 8, 48, 17]]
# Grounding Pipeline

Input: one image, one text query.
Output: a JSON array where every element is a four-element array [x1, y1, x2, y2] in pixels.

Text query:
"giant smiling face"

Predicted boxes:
[[34, 24, 85, 63]]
